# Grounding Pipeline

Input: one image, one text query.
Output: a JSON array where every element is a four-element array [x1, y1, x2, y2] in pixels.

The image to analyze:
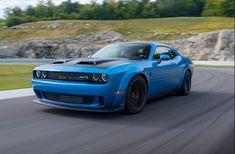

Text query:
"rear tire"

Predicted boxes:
[[176, 70, 192, 96], [125, 76, 147, 114]]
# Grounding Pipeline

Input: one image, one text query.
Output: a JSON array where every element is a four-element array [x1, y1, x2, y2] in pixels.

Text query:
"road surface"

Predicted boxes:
[[0, 68, 234, 154]]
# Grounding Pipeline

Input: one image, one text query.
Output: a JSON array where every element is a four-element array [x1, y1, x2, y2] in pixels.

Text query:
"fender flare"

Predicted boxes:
[[111, 67, 149, 107], [177, 64, 193, 89]]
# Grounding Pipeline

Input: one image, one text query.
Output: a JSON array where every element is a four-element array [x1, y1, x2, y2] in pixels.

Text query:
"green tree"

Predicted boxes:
[[174, 0, 197, 16], [124, 0, 139, 19], [141, 2, 158, 18], [3, 0, 231, 27], [202, 0, 224, 16], [193, 0, 206, 16], [221, 0, 235, 16], [25, 5, 35, 17], [35, 0, 47, 18], [11, 7, 23, 16], [156, 0, 176, 17], [60, 0, 79, 14], [78, 5, 95, 19], [4, 7, 12, 16], [46, 0, 55, 17]]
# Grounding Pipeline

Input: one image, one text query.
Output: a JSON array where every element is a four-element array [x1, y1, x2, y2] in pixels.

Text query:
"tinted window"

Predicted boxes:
[[153, 46, 176, 60], [92, 43, 151, 60]]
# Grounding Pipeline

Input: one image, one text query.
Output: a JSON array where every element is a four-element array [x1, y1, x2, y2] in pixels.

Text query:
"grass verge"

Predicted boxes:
[[0, 64, 38, 90]]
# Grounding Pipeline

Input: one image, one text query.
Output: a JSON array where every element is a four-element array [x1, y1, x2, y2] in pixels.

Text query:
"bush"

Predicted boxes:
[[5, 16, 24, 27]]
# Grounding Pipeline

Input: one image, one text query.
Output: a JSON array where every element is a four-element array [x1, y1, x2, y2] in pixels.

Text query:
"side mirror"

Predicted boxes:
[[160, 54, 170, 61], [152, 54, 170, 67]]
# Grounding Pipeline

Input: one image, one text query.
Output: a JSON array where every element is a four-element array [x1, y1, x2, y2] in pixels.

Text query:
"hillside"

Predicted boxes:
[[0, 17, 234, 40]]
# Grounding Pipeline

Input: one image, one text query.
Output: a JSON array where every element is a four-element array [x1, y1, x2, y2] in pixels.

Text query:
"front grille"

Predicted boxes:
[[33, 71, 92, 81], [43, 92, 94, 104], [33, 71, 108, 83], [47, 72, 91, 82]]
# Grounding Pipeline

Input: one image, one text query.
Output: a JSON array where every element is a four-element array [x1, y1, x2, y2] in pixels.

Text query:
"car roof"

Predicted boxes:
[[112, 41, 151, 45], [112, 41, 169, 47]]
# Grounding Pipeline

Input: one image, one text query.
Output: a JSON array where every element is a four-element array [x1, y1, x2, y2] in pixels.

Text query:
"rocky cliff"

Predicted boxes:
[[166, 29, 234, 61], [0, 30, 234, 61], [0, 31, 125, 59]]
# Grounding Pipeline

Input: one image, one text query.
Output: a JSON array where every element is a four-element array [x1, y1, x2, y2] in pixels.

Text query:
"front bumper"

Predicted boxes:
[[32, 78, 126, 112], [34, 99, 124, 112]]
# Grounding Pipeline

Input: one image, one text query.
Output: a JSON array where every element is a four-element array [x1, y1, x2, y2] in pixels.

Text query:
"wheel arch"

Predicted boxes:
[[135, 73, 149, 92], [187, 68, 192, 75], [112, 71, 149, 108], [177, 65, 193, 89], [118, 71, 149, 94]]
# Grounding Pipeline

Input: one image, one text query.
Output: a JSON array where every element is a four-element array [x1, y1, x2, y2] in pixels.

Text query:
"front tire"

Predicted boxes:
[[125, 76, 147, 114], [176, 70, 192, 96]]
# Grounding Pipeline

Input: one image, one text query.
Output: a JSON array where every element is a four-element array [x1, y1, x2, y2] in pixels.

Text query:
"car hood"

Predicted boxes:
[[62, 58, 135, 69], [34, 58, 139, 74]]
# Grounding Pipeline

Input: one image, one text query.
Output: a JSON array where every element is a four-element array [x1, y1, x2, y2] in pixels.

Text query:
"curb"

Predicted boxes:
[[193, 61, 234, 66], [0, 88, 34, 100]]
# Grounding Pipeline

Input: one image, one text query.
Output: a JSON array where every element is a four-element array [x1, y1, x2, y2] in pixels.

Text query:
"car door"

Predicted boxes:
[[163, 46, 182, 87], [148, 46, 179, 97]]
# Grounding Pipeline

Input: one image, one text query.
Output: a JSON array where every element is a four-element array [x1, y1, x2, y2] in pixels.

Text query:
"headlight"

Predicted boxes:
[[35, 70, 41, 78], [92, 73, 100, 81], [41, 71, 47, 79], [101, 74, 109, 82], [34, 70, 47, 79], [91, 73, 109, 83]]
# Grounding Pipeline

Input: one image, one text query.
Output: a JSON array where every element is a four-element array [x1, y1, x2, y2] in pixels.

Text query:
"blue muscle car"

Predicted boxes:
[[32, 42, 193, 113]]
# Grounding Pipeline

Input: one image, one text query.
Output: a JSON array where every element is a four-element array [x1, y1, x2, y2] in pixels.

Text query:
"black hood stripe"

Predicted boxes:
[[53, 58, 134, 69]]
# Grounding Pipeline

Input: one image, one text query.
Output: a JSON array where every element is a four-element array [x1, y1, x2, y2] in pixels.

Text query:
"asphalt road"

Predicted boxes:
[[0, 68, 234, 154]]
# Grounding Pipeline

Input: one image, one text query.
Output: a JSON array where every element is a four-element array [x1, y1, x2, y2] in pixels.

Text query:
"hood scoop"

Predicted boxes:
[[52, 59, 73, 64], [76, 61, 96, 65], [50, 58, 127, 68]]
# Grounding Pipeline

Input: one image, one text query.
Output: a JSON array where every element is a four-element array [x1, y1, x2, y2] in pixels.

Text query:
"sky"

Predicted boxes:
[[0, 0, 99, 18]]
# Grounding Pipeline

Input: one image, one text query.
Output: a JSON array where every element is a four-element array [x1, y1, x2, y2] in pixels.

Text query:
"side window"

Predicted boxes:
[[153, 46, 176, 60]]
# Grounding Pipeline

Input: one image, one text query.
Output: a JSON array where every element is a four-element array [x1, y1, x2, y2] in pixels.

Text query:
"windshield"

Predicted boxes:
[[92, 43, 151, 60]]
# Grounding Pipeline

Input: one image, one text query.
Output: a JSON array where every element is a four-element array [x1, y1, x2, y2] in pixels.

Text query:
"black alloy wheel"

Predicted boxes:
[[125, 76, 147, 114], [176, 70, 192, 96]]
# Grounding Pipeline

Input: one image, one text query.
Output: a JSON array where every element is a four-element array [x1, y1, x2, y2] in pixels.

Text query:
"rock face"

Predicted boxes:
[[0, 30, 234, 61], [0, 31, 125, 58], [165, 29, 234, 61]]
